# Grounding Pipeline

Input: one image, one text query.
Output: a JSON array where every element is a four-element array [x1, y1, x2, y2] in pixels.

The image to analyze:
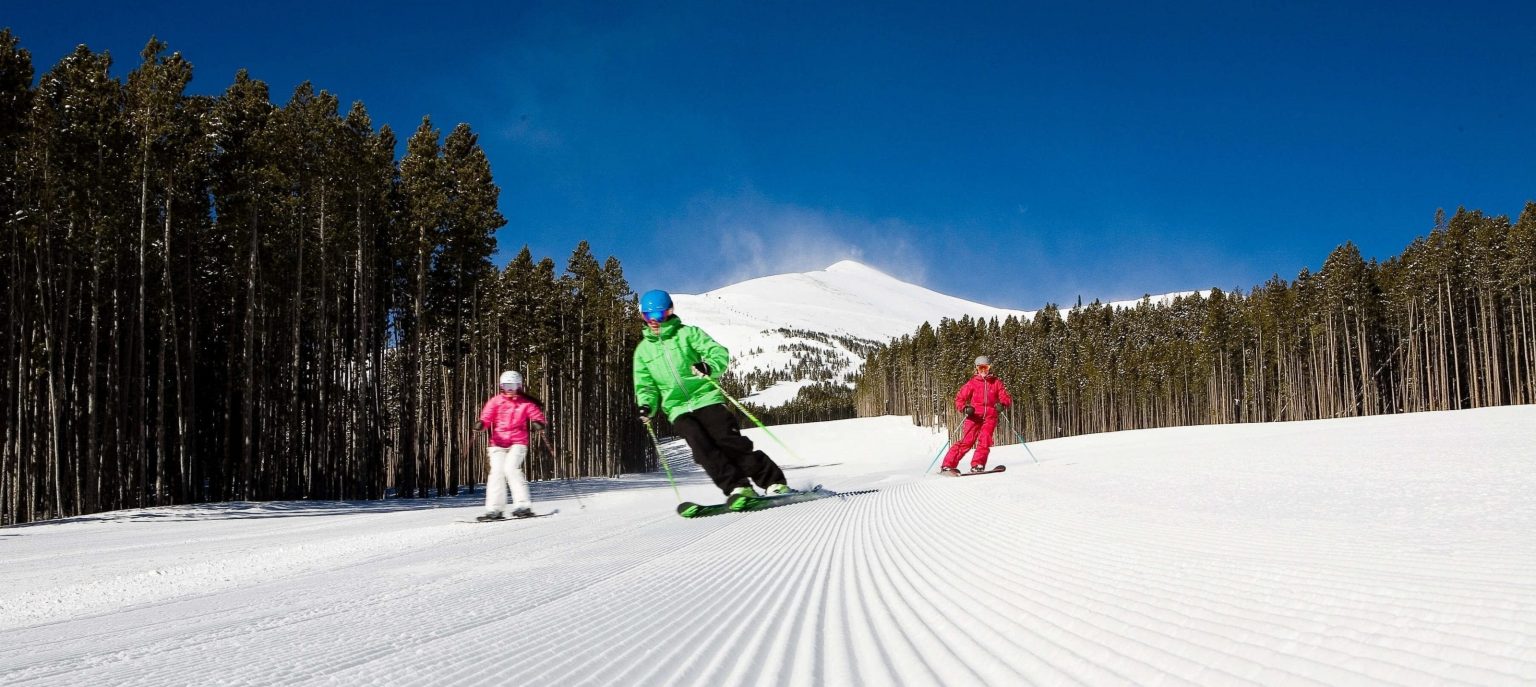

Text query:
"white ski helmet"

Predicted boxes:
[[974, 356, 992, 367], [498, 370, 523, 390]]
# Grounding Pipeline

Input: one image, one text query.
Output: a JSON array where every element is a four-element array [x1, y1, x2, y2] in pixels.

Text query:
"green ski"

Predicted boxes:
[[676, 485, 877, 518]]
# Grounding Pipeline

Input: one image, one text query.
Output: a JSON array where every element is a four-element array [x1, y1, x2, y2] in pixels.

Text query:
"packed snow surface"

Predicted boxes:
[[3, 406, 1534, 685]]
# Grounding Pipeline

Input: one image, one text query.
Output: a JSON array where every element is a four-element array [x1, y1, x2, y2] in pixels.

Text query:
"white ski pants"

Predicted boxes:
[[485, 444, 531, 513]]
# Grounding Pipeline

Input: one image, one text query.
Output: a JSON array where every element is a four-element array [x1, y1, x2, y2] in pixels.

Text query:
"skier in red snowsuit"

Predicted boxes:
[[941, 356, 1012, 474]]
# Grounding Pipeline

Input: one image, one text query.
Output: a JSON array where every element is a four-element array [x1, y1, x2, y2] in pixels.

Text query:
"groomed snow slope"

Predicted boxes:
[[2, 407, 1534, 685]]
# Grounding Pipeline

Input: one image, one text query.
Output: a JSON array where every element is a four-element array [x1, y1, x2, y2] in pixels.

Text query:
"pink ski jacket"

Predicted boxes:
[[479, 393, 548, 448], [954, 375, 1012, 421]]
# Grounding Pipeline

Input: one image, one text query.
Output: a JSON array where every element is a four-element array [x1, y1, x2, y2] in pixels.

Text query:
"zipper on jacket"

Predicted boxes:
[[657, 332, 698, 416]]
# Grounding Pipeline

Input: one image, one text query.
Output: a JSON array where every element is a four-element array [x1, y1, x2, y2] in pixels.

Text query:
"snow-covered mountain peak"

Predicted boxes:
[[673, 263, 1029, 406], [687, 260, 1024, 336], [673, 262, 1204, 408], [823, 259, 891, 277]]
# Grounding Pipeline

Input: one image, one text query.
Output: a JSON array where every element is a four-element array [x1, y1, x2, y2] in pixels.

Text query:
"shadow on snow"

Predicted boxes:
[[3, 439, 715, 528]]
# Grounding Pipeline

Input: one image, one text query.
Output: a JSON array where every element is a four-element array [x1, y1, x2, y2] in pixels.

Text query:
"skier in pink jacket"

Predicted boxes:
[[940, 356, 1013, 475], [477, 371, 548, 520]]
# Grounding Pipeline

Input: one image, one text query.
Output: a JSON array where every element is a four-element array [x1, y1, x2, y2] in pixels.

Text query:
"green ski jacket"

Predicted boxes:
[[632, 315, 730, 422]]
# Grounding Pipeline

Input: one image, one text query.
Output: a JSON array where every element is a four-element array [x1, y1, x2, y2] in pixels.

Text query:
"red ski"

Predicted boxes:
[[940, 465, 1006, 477]]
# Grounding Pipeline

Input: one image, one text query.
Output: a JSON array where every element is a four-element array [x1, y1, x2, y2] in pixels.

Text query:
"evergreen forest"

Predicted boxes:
[[857, 205, 1536, 444], [0, 33, 648, 525]]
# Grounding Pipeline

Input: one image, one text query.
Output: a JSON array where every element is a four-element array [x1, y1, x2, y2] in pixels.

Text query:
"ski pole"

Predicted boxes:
[[642, 417, 683, 502], [1002, 410, 1040, 464], [703, 377, 807, 465], [923, 415, 960, 475]]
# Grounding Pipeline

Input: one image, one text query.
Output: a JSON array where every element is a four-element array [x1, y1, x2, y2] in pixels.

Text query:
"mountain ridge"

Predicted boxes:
[[672, 260, 1199, 407]]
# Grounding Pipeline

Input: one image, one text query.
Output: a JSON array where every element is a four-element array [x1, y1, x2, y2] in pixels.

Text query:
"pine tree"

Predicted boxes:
[[0, 29, 33, 523], [0, 32, 652, 525]]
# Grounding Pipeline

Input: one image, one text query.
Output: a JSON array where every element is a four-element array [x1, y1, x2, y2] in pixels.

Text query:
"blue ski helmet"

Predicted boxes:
[[639, 289, 673, 315]]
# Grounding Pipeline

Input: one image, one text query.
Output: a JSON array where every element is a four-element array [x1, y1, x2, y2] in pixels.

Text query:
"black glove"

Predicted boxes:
[[691, 361, 711, 377], [962, 404, 974, 417], [994, 403, 1005, 414], [529, 420, 546, 433], [638, 406, 653, 424]]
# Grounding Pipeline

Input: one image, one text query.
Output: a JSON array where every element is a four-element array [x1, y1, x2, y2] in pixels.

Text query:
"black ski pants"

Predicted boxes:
[[671, 403, 787, 495]]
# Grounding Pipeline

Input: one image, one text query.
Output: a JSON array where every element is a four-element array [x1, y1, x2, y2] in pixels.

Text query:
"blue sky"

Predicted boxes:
[[8, 1, 1535, 308]]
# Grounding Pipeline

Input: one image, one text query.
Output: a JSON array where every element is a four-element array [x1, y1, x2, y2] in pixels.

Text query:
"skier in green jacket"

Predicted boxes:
[[633, 289, 791, 501]]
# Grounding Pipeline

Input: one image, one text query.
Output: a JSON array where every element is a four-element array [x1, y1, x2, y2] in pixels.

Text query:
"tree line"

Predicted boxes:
[[734, 382, 859, 426], [0, 32, 649, 525], [717, 327, 879, 425], [857, 204, 1536, 442]]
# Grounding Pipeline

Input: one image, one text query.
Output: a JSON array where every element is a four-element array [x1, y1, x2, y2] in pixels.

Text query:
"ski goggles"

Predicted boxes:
[[642, 309, 669, 323], [499, 383, 520, 393], [975, 364, 992, 373]]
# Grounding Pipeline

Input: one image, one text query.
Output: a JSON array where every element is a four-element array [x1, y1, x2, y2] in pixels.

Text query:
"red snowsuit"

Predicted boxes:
[[942, 374, 1012, 470]]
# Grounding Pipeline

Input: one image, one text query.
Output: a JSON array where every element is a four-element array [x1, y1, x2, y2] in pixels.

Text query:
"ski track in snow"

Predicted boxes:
[[2, 408, 1534, 685]]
